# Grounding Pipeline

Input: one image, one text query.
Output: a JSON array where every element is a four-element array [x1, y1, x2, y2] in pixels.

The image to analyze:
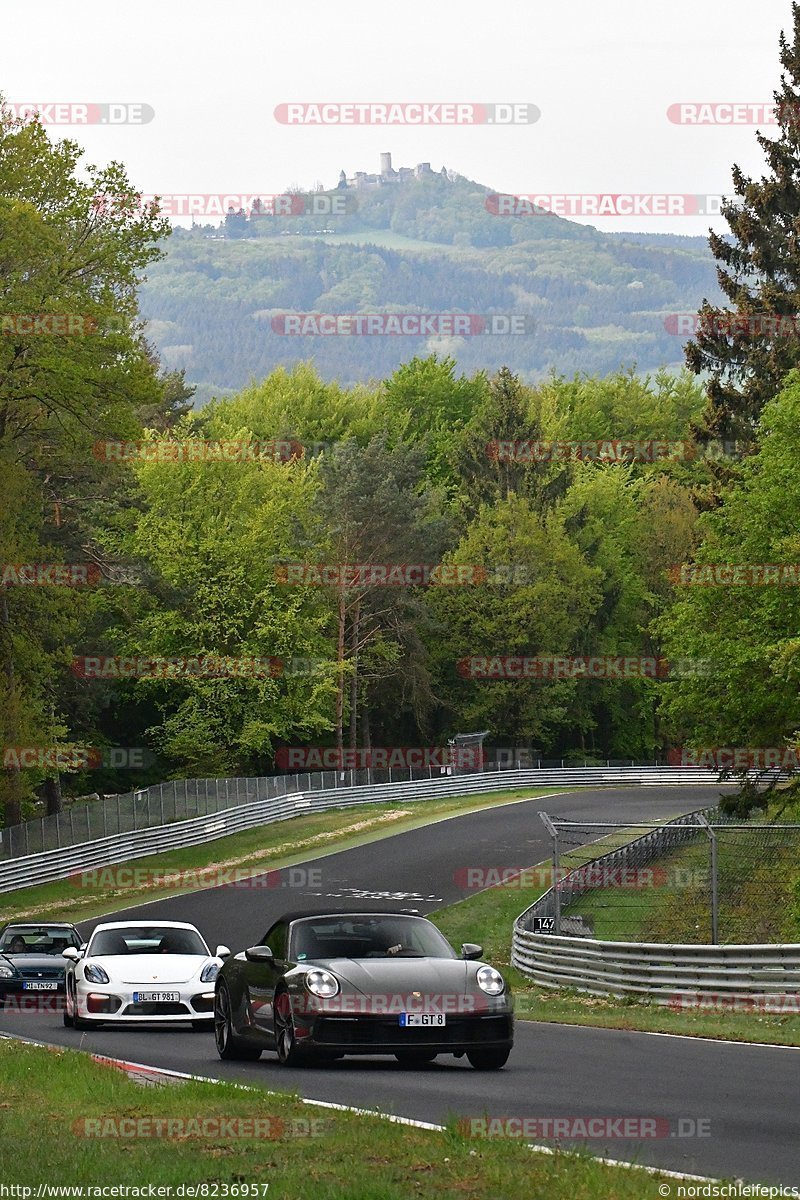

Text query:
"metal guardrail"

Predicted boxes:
[[511, 928, 800, 1003], [0, 758, 722, 861], [512, 804, 800, 1001], [0, 765, 721, 895]]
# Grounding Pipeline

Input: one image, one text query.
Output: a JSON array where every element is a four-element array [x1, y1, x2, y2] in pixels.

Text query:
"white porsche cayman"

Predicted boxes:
[[62, 920, 230, 1030]]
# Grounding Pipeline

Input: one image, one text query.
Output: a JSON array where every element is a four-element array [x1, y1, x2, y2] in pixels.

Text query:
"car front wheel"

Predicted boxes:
[[214, 984, 261, 1061], [466, 1047, 510, 1070], [273, 989, 308, 1066]]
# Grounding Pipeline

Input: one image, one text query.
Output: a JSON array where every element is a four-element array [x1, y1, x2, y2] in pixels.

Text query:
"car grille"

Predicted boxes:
[[123, 1001, 191, 1016], [313, 1015, 512, 1046], [18, 967, 63, 980], [190, 994, 214, 1013]]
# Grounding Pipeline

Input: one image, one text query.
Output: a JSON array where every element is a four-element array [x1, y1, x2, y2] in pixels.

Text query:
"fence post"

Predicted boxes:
[[539, 812, 560, 935], [696, 813, 719, 945]]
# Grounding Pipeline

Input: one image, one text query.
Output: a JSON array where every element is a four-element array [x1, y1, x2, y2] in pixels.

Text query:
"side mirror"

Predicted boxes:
[[245, 945, 274, 964], [62, 947, 80, 962], [215, 945, 231, 959], [79, 943, 87, 952], [461, 943, 483, 961]]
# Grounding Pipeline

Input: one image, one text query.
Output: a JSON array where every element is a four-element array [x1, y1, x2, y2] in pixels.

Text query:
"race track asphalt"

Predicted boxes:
[[4, 785, 797, 1185]]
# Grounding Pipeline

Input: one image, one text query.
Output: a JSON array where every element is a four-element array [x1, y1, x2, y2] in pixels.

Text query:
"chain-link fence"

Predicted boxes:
[[1, 756, 707, 862], [534, 808, 800, 945]]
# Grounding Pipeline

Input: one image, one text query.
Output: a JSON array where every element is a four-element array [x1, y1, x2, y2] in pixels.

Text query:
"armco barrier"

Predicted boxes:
[[511, 927, 800, 1003], [0, 765, 721, 894]]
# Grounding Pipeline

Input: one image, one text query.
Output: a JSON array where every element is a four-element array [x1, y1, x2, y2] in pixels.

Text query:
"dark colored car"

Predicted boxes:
[[0, 922, 83, 1004], [214, 910, 513, 1069]]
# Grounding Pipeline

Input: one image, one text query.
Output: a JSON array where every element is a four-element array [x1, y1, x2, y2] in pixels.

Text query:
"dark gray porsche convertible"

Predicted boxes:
[[214, 910, 513, 1069]]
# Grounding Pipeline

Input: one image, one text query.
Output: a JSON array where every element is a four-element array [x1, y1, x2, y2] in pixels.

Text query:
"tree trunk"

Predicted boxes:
[[349, 599, 360, 752], [43, 774, 63, 815], [0, 590, 22, 827], [335, 587, 346, 767]]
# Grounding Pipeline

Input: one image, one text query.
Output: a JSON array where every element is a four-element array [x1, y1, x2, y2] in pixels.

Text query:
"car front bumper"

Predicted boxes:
[[75, 983, 216, 1023], [294, 1011, 514, 1054]]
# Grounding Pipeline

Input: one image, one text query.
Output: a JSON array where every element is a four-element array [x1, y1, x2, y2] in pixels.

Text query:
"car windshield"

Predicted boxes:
[[289, 916, 457, 961], [89, 927, 208, 956], [0, 927, 81, 955]]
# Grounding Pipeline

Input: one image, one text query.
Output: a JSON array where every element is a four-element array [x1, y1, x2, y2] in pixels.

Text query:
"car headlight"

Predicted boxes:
[[84, 963, 110, 985], [476, 965, 505, 996], [304, 968, 339, 998], [200, 962, 219, 983], [0, 962, 17, 979]]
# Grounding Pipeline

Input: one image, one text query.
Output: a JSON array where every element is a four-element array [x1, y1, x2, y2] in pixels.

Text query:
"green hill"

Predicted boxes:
[[139, 170, 722, 404]]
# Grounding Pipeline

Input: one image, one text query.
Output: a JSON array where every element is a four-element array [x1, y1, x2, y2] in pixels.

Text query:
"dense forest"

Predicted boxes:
[[5, 0, 800, 830]]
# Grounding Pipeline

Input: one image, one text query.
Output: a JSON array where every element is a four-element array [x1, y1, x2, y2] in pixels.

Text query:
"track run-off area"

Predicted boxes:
[[2, 785, 797, 1185]]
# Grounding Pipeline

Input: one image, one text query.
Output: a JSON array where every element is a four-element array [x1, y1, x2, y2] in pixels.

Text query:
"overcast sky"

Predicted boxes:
[[3, 0, 795, 233]]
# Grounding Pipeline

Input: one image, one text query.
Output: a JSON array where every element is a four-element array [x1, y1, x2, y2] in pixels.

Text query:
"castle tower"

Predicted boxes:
[[380, 152, 393, 177]]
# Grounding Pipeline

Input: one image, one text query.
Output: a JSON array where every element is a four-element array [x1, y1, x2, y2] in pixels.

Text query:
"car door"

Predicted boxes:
[[244, 921, 287, 1038]]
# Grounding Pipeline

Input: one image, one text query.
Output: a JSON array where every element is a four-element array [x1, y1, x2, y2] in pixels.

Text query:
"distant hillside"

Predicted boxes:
[[138, 169, 723, 404]]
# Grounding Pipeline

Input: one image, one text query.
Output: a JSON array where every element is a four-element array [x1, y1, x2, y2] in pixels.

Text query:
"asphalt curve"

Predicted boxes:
[[4, 785, 797, 1184]]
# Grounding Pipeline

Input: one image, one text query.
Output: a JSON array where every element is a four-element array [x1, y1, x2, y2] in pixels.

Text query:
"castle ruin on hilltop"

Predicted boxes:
[[338, 152, 454, 190]]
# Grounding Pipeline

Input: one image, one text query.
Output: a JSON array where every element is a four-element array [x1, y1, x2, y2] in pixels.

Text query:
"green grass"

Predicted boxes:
[[0, 1039, 687, 1196], [0, 787, 563, 925]]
